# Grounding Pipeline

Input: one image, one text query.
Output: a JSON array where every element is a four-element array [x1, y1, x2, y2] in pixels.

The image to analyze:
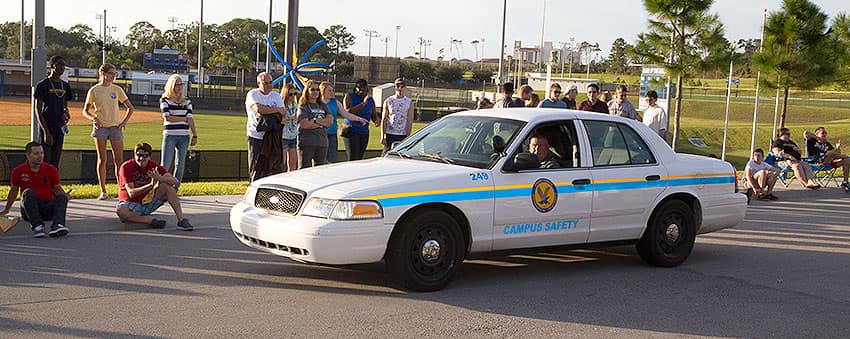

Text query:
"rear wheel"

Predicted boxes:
[[386, 210, 464, 292], [636, 200, 696, 267]]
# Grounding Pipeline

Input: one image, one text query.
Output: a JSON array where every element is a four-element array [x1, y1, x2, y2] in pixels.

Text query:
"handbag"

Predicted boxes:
[[339, 122, 352, 138], [256, 113, 282, 132]]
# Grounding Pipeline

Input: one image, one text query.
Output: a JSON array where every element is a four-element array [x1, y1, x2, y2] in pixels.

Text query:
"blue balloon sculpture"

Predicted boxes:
[[266, 36, 331, 90]]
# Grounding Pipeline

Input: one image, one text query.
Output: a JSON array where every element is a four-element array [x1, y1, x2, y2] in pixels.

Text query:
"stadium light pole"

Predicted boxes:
[[30, 0, 46, 142], [197, 0, 204, 98], [497, 0, 507, 85], [20, 0, 25, 64], [101, 10, 107, 65], [364, 29, 379, 58], [266, 0, 272, 72], [284, 0, 299, 72]]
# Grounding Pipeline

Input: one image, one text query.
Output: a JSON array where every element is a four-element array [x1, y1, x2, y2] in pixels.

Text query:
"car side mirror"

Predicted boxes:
[[513, 152, 540, 171]]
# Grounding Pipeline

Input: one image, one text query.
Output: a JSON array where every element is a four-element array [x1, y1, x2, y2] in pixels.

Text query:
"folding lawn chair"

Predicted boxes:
[[806, 158, 838, 188], [764, 152, 799, 188]]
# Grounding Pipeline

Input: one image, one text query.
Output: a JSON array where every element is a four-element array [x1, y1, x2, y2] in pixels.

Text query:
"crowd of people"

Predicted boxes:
[[483, 82, 668, 139], [2, 55, 846, 235]]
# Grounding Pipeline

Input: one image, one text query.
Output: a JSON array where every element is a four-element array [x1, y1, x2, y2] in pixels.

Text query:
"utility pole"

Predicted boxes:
[[266, 0, 273, 72], [102, 10, 107, 65], [497, 0, 507, 85], [383, 36, 389, 57], [197, 0, 204, 98], [417, 36, 424, 59], [168, 16, 178, 30], [364, 29, 379, 58], [539, 0, 547, 71], [31, 0, 46, 142], [395, 25, 401, 58]]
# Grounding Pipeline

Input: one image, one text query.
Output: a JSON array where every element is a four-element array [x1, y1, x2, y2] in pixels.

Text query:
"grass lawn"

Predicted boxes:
[[0, 181, 248, 200]]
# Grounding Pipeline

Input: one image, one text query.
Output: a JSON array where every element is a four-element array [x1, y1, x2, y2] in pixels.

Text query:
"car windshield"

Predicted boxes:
[[389, 115, 525, 169]]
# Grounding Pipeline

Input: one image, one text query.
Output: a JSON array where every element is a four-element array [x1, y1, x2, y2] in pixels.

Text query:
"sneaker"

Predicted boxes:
[[745, 188, 754, 199], [766, 193, 779, 201], [150, 218, 166, 229], [48, 224, 69, 237], [756, 193, 770, 201], [97, 192, 108, 200], [32, 225, 46, 238], [177, 218, 193, 231], [841, 182, 850, 191]]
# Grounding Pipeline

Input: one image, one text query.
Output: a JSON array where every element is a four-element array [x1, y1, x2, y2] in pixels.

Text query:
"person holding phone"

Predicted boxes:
[[342, 79, 380, 161]]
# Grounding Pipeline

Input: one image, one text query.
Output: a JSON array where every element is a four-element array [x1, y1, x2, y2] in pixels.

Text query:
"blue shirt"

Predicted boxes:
[[345, 92, 374, 136], [538, 98, 567, 109], [326, 98, 339, 135]]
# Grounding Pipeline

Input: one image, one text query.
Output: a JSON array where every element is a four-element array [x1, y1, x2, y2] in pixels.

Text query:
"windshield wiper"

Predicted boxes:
[[386, 150, 411, 159], [418, 152, 455, 164]]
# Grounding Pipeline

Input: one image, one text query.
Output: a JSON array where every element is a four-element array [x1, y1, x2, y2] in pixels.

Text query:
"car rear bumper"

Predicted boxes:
[[698, 192, 748, 234]]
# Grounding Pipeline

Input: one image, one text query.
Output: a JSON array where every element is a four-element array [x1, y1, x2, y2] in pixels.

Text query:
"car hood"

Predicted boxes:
[[251, 157, 475, 199]]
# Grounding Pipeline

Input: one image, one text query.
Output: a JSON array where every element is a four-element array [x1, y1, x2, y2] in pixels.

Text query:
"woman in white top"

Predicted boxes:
[[381, 78, 415, 153], [160, 74, 197, 184]]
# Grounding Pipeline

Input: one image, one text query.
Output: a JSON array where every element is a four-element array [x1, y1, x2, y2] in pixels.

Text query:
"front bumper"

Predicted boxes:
[[229, 201, 393, 265]]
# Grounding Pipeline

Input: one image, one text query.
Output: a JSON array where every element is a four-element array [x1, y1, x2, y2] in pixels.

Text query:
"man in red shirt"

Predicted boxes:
[[1, 142, 70, 237], [116, 142, 192, 230]]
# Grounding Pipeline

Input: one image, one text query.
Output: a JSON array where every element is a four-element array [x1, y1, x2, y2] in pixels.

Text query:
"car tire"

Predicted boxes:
[[636, 200, 696, 267], [386, 210, 464, 292]]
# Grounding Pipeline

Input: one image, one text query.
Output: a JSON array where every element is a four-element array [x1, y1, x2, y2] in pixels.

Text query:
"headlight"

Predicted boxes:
[[302, 198, 383, 220], [244, 185, 258, 205]]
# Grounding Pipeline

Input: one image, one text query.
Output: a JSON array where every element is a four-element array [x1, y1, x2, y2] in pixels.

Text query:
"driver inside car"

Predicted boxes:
[[529, 134, 560, 169]]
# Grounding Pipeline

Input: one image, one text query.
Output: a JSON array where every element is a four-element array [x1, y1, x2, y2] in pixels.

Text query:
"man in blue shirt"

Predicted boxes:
[[538, 83, 567, 109]]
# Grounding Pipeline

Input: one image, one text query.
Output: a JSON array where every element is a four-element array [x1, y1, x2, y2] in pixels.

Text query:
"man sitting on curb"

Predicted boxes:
[[745, 148, 780, 201], [1, 142, 70, 237], [116, 142, 192, 230]]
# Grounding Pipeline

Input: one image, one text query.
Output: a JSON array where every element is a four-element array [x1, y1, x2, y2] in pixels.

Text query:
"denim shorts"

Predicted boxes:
[[117, 197, 166, 216], [91, 125, 123, 140], [281, 138, 297, 150]]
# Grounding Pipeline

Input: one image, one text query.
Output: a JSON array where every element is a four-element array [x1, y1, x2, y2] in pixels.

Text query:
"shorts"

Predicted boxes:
[[117, 197, 166, 216], [91, 125, 123, 140], [281, 138, 297, 150]]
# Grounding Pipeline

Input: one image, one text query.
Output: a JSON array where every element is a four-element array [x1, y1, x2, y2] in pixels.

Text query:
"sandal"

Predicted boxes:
[[97, 192, 108, 200]]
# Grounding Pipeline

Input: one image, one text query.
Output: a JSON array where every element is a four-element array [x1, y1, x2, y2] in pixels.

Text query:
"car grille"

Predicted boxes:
[[254, 187, 305, 215]]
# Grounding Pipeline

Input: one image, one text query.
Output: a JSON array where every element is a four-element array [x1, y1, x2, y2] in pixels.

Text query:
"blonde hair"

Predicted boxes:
[[98, 63, 116, 83], [319, 81, 333, 104], [282, 83, 297, 105], [299, 80, 319, 105], [162, 74, 186, 105]]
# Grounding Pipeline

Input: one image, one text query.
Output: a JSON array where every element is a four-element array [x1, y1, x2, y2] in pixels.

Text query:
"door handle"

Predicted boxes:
[[645, 175, 661, 181], [572, 178, 591, 185]]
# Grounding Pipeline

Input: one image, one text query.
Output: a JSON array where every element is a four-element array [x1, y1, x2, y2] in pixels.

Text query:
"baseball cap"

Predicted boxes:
[[567, 84, 578, 92]]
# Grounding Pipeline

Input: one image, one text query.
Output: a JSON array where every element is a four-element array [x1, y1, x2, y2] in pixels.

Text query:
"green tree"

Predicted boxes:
[[753, 0, 840, 128], [435, 64, 466, 83], [605, 37, 632, 74], [831, 12, 850, 90], [639, 0, 728, 150], [323, 24, 355, 57]]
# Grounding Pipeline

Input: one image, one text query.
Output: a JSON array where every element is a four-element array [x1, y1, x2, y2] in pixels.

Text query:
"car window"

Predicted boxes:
[[512, 121, 581, 170], [393, 115, 525, 169], [583, 121, 631, 167], [618, 124, 656, 164]]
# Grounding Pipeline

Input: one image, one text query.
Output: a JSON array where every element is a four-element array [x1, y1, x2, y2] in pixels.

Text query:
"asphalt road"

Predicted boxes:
[[1, 188, 849, 338]]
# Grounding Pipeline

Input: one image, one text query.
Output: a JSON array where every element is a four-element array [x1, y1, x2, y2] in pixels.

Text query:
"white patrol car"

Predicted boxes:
[[230, 108, 747, 291]]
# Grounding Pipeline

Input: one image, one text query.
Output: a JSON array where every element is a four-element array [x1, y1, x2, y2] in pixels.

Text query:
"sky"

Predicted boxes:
[[3, 0, 847, 59]]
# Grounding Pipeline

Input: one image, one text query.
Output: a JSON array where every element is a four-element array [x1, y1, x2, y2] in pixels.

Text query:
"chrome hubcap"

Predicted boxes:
[[421, 239, 441, 263], [665, 223, 680, 244]]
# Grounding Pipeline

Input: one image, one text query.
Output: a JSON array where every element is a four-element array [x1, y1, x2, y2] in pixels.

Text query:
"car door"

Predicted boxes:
[[492, 120, 592, 250], [582, 120, 668, 242]]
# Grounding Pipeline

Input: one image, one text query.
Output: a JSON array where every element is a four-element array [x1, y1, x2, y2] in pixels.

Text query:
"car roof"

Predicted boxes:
[[453, 108, 624, 124]]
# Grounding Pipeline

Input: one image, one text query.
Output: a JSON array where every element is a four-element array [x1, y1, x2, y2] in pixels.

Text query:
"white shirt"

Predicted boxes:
[[384, 96, 412, 136], [745, 159, 775, 175], [642, 104, 668, 136], [245, 88, 284, 140]]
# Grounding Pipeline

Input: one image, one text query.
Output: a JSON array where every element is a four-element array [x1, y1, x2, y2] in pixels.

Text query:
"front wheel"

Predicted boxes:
[[386, 210, 464, 292], [636, 200, 696, 267]]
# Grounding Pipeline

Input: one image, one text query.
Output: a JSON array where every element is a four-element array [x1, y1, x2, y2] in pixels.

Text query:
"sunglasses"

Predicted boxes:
[[288, 92, 298, 96], [396, 85, 405, 88], [309, 88, 321, 92], [136, 153, 151, 159], [588, 91, 598, 94], [553, 91, 561, 94]]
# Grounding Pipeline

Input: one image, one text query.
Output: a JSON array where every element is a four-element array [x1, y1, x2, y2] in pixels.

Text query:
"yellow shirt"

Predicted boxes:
[[84, 84, 129, 127]]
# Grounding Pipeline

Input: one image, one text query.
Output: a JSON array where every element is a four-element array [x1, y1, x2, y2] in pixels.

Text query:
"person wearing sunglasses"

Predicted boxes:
[[320, 81, 368, 163], [578, 83, 609, 114], [805, 127, 850, 190], [608, 85, 638, 120], [116, 142, 192, 230], [281, 83, 300, 172], [381, 78, 415, 153], [537, 83, 568, 109], [297, 80, 334, 168]]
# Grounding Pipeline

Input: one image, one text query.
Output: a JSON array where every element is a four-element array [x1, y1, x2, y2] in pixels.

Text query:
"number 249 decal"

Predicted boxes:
[[469, 172, 489, 181]]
